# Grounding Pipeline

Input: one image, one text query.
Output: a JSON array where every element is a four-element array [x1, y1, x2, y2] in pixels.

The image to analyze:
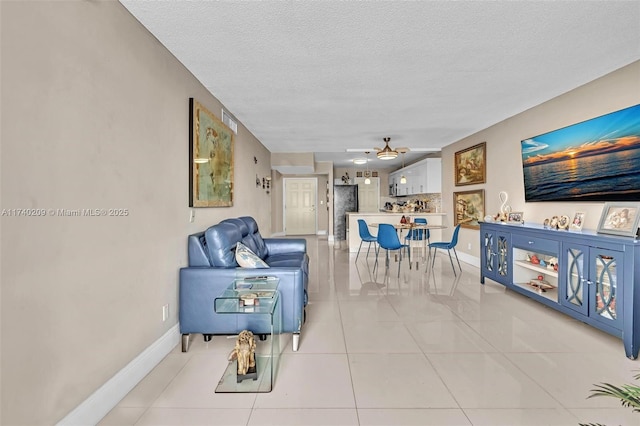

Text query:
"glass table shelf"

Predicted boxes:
[[214, 277, 282, 393]]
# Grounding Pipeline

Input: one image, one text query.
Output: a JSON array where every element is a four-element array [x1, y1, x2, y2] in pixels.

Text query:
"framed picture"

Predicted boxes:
[[455, 142, 486, 186], [597, 202, 640, 237], [454, 189, 485, 229], [189, 98, 234, 207], [570, 212, 585, 231], [507, 211, 524, 224]]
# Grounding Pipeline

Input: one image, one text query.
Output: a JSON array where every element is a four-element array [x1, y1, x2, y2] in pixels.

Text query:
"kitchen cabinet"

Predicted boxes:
[[423, 158, 441, 193], [389, 158, 441, 196]]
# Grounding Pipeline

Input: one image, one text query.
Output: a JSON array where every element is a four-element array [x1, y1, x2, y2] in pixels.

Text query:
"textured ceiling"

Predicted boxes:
[[120, 0, 640, 169]]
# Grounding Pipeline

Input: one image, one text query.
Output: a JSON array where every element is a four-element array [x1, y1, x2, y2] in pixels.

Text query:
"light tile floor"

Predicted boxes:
[[100, 237, 639, 425]]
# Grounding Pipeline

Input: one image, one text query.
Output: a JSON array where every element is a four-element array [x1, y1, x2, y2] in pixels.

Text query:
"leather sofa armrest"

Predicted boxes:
[[264, 238, 307, 256]]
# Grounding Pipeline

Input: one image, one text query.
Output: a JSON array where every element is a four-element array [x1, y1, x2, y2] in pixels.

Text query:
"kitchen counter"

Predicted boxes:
[[347, 212, 448, 252], [377, 210, 445, 214]]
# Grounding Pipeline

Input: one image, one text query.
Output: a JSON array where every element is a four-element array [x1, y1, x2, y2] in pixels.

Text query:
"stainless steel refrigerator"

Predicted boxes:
[[334, 185, 358, 241]]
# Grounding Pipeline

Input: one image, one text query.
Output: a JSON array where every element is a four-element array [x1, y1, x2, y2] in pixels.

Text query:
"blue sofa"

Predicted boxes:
[[179, 216, 308, 352]]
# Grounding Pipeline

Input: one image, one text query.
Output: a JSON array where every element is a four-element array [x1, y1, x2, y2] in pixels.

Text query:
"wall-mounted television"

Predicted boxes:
[[521, 103, 640, 202]]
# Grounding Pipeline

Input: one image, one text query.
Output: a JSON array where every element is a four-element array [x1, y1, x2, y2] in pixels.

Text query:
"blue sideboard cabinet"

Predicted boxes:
[[479, 221, 640, 359]]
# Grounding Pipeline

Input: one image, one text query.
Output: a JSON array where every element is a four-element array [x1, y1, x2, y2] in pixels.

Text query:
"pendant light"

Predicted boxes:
[[364, 151, 371, 185], [400, 151, 407, 184]]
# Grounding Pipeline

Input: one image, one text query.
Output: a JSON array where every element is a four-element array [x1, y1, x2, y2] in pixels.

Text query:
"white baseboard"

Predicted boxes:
[[57, 324, 180, 426], [430, 250, 479, 269], [317, 230, 327, 235], [455, 251, 480, 268]]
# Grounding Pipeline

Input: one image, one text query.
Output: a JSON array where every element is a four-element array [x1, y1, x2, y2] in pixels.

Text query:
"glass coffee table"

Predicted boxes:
[[214, 276, 282, 393]]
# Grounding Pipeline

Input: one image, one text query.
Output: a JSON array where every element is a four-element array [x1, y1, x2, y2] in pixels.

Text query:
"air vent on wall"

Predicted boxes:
[[222, 109, 238, 134]]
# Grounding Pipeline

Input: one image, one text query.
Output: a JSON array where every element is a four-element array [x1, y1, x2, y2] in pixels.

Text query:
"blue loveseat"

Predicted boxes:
[[179, 216, 308, 352]]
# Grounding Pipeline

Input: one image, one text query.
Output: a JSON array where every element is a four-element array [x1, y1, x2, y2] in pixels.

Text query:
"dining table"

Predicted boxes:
[[370, 222, 447, 264]]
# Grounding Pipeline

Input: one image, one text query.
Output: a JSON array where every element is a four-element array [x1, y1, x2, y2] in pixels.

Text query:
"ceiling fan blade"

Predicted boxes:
[[346, 145, 441, 153], [406, 147, 442, 152]]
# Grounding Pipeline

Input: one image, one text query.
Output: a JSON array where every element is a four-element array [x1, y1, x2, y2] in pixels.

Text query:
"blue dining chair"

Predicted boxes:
[[428, 224, 462, 276], [356, 219, 378, 262], [404, 217, 430, 255], [375, 223, 411, 277]]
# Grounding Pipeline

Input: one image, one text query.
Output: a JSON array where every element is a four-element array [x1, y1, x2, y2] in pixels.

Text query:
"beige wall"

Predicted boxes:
[[334, 166, 392, 195], [441, 61, 640, 260], [1, 2, 272, 424]]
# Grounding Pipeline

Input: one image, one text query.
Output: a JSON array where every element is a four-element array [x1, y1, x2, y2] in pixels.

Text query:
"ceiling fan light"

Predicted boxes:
[[377, 150, 397, 160], [377, 138, 398, 159], [352, 158, 367, 165]]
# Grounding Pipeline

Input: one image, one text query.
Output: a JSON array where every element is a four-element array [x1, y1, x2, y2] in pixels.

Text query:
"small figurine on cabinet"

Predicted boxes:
[[229, 330, 257, 382]]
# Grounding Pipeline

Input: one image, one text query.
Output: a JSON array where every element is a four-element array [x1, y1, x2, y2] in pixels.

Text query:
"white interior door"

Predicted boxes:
[[284, 178, 317, 235], [355, 177, 380, 213]]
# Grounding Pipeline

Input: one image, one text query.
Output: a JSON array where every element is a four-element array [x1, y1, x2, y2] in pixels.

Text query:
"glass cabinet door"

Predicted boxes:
[[497, 234, 509, 279], [483, 232, 495, 274], [561, 245, 588, 315], [480, 228, 509, 286], [590, 248, 623, 329]]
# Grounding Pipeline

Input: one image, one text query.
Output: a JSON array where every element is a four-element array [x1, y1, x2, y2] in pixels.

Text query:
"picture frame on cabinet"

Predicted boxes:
[[507, 211, 524, 224], [557, 215, 570, 230], [454, 142, 486, 186], [454, 189, 485, 229], [597, 202, 640, 237], [570, 212, 585, 231]]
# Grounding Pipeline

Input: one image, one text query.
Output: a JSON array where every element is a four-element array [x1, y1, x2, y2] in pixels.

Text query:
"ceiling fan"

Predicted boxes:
[[347, 137, 440, 160], [375, 137, 402, 160]]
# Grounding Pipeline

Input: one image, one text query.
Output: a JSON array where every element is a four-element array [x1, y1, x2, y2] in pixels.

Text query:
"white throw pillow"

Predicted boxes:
[[235, 242, 270, 268]]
